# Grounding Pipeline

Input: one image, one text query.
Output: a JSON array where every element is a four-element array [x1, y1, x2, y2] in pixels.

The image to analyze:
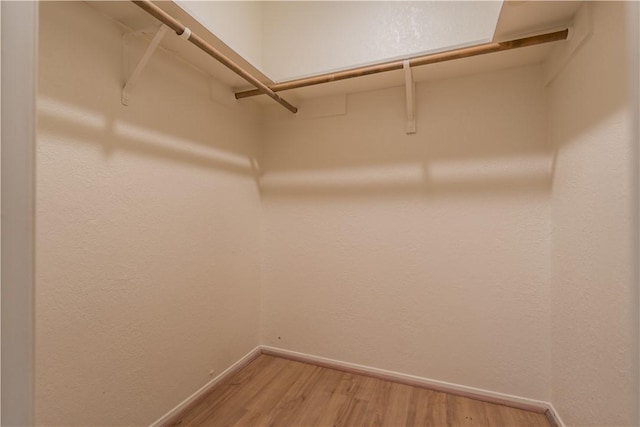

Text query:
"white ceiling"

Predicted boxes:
[[494, 1, 583, 40], [260, 1, 503, 82]]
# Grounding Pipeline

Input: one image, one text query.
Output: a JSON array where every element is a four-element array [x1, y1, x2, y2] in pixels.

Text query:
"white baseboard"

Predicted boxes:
[[543, 403, 566, 427], [260, 345, 551, 415], [149, 346, 262, 427], [150, 344, 564, 426]]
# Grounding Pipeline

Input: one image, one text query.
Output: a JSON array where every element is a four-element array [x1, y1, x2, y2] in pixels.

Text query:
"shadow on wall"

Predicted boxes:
[[38, 5, 262, 184], [260, 69, 552, 198], [258, 61, 626, 200], [38, 96, 260, 179]]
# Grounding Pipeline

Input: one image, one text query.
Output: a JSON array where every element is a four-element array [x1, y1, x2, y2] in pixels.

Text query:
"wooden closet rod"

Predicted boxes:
[[235, 28, 569, 99], [130, 0, 298, 113]]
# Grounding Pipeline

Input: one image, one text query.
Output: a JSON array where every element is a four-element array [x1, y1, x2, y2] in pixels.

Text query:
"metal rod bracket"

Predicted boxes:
[[122, 24, 168, 106]]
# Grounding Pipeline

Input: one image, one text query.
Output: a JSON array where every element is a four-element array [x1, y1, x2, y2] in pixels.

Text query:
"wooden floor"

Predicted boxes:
[[168, 355, 550, 427]]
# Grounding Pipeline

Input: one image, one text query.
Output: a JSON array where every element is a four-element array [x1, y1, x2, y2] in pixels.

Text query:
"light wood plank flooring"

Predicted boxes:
[[168, 355, 550, 427]]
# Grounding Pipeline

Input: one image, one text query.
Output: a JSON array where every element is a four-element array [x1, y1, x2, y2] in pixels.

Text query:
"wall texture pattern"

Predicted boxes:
[[260, 66, 552, 402], [33, 2, 638, 426], [36, 2, 262, 425], [548, 3, 637, 426]]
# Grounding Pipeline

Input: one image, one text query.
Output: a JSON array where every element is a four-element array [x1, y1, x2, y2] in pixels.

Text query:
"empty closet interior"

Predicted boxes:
[[8, 0, 638, 425]]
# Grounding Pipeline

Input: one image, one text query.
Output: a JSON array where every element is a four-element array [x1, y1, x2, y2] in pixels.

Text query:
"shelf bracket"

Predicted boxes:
[[403, 60, 416, 134], [122, 24, 168, 106]]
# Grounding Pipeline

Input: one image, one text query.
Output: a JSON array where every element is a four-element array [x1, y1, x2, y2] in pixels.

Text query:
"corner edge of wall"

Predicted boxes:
[[543, 403, 566, 427]]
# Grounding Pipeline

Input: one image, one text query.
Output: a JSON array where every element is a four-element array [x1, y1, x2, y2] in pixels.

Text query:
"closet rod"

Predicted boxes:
[[130, 0, 298, 113], [235, 28, 569, 99]]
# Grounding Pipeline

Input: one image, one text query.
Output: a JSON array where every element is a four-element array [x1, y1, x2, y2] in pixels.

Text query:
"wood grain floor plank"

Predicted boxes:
[[340, 375, 380, 427], [285, 366, 345, 426], [270, 366, 325, 425], [380, 381, 413, 426], [448, 396, 490, 427], [179, 356, 289, 426], [167, 355, 550, 427], [411, 387, 449, 426], [171, 355, 273, 426], [239, 361, 322, 426], [361, 376, 392, 426], [313, 372, 352, 426]]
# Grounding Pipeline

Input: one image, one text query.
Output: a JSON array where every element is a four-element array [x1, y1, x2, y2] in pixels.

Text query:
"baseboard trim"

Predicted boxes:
[[544, 403, 566, 427], [150, 345, 562, 426], [261, 346, 550, 415], [149, 346, 262, 427]]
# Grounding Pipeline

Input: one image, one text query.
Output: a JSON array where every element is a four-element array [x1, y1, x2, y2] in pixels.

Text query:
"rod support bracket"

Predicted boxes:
[[179, 27, 191, 40], [403, 60, 416, 134], [122, 24, 169, 106]]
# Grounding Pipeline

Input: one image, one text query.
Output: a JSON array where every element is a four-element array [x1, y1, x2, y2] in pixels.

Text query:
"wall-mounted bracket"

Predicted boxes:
[[122, 24, 168, 106], [403, 60, 416, 134]]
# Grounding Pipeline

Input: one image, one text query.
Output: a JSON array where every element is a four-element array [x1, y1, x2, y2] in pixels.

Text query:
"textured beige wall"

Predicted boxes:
[[35, 2, 262, 425], [33, 2, 639, 426], [260, 65, 552, 401], [548, 3, 638, 425]]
